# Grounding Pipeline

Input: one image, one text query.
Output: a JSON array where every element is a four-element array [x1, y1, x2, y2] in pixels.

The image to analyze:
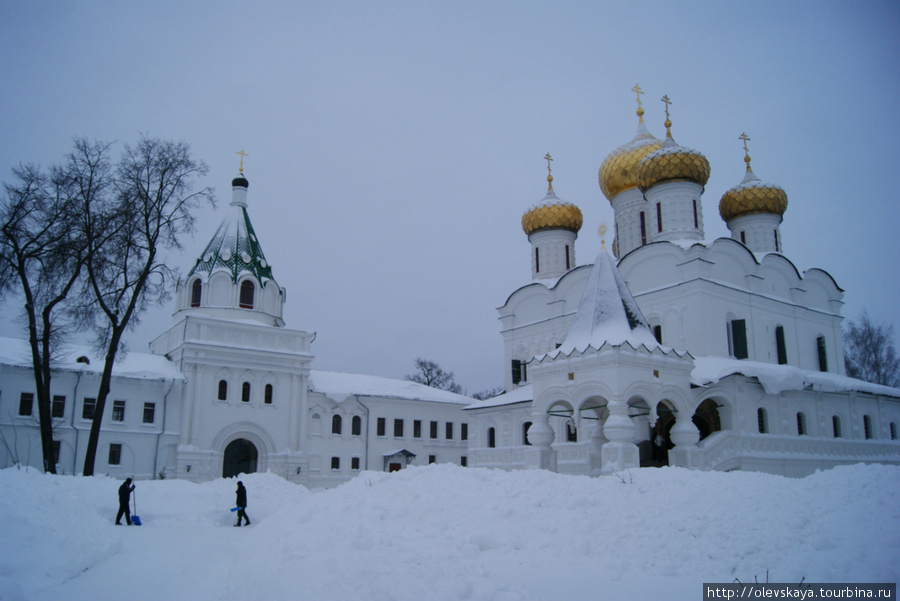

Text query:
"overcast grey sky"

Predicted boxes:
[[1, 1, 898, 394]]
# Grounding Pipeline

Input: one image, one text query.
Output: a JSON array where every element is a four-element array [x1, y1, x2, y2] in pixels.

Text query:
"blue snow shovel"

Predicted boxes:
[[132, 486, 142, 526]]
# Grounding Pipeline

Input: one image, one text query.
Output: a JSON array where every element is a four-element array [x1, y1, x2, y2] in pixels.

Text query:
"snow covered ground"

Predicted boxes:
[[1, 463, 897, 601]]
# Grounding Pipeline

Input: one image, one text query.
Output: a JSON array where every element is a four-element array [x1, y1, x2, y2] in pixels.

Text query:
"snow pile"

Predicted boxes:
[[1, 463, 897, 601]]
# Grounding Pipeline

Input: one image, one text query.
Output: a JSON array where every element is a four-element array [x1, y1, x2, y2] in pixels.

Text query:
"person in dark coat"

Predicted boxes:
[[116, 478, 135, 525], [234, 481, 250, 527]]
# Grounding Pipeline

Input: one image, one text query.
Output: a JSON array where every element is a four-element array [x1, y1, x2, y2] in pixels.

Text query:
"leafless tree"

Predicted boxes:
[[0, 141, 107, 473], [405, 358, 463, 394], [844, 310, 900, 388], [75, 136, 214, 476]]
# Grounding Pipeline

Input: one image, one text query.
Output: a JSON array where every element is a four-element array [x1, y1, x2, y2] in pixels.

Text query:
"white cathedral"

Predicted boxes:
[[2, 92, 899, 484]]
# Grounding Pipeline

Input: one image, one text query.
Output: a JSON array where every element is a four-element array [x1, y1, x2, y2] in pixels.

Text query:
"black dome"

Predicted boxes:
[[232, 176, 249, 188]]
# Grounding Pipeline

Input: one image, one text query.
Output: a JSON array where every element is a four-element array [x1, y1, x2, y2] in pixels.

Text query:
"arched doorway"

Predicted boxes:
[[649, 401, 676, 467], [223, 439, 258, 478], [692, 399, 722, 441]]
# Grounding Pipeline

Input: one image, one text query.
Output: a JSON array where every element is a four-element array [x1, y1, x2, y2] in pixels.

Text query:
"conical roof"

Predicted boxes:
[[554, 251, 659, 355], [188, 175, 276, 284]]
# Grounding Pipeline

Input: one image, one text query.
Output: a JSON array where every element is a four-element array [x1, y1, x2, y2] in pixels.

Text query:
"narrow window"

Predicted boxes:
[[523, 422, 532, 446], [52, 395, 66, 418], [757, 407, 768, 434], [692, 199, 699, 228], [653, 325, 662, 344], [565, 244, 571, 270], [774, 229, 779, 252], [890, 422, 897, 440], [376, 417, 386, 437], [534, 247, 540, 274], [393, 418, 404, 437], [52, 441, 60, 464], [142, 402, 156, 424], [729, 319, 748, 360], [776, 326, 788, 365], [566, 421, 577, 442], [656, 202, 663, 233], [112, 400, 125, 422], [461, 456, 467, 467], [461, 423, 468, 441], [640, 212, 647, 245], [242, 382, 251, 403], [796, 412, 807, 436], [18, 393, 34, 416], [351, 457, 360, 470], [863, 415, 873, 440], [430, 421, 438, 439], [445, 422, 453, 440], [352, 415, 362, 436], [218, 380, 228, 401], [331, 457, 340, 470], [817, 336, 828, 372], [428, 455, 436, 464], [740, 231, 746, 244], [108, 443, 122, 466], [511, 359, 522, 385], [413, 420, 422, 438], [82, 398, 96, 420], [239, 280, 255, 309], [832, 415, 842, 438], [264, 384, 273, 405], [332, 414, 342, 435], [488, 427, 496, 448], [190, 278, 202, 307]]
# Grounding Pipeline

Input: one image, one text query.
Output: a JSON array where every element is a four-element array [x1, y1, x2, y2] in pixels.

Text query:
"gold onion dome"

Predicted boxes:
[[599, 86, 663, 201], [719, 135, 787, 221], [635, 96, 710, 191], [522, 157, 583, 235]]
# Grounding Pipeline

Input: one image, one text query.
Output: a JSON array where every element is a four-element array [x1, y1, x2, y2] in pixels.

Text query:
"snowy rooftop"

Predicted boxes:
[[308, 370, 473, 405], [0, 337, 183, 381], [464, 383, 534, 410]]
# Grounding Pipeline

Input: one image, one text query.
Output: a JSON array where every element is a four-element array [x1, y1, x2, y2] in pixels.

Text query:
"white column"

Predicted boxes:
[[524, 411, 557, 471], [601, 398, 639, 473], [668, 410, 700, 468]]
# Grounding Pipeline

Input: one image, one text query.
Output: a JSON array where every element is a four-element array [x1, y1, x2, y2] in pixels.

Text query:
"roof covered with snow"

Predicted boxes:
[[464, 383, 534, 410], [0, 337, 184, 381], [309, 370, 473, 405]]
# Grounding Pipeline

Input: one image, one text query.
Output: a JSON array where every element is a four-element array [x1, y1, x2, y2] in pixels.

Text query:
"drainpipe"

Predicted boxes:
[[153, 377, 176, 479], [355, 395, 370, 471], [70, 371, 82, 476]]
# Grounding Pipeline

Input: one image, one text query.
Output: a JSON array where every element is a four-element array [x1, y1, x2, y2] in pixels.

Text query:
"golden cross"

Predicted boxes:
[[661, 95, 672, 121], [236, 150, 249, 174], [632, 84, 644, 110], [544, 152, 554, 189], [739, 132, 751, 155]]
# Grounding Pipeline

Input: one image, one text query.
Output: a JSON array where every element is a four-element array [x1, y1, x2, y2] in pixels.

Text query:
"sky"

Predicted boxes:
[[1, 1, 898, 394], [1, 463, 898, 600]]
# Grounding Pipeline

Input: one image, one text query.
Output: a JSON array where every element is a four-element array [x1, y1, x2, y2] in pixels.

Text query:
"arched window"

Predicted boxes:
[[523, 422, 532, 446], [487, 427, 496, 448], [775, 325, 788, 365], [242, 382, 251, 403], [190, 278, 202, 307], [239, 280, 255, 309], [817, 336, 828, 372], [566, 420, 577, 442], [796, 412, 807, 436], [653, 325, 662, 344], [217, 380, 227, 401], [757, 407, 768, 434], [832, 415, 842, 438], [264, 384, 273, 405], [352, 415, 362, 436], [863, 414, 874, 440], [332, 414, 342, 435]]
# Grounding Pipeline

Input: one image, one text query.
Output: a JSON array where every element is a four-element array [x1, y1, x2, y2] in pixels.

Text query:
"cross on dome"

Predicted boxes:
[[544, 152, 554, 190], [739, 132, 753, 171], [661, 95, 673, 136], [236, 149, 249, 174]]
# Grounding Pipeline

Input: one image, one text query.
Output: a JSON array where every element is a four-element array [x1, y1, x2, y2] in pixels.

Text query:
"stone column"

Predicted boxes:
[[524, 411, 557, 471], [601, 398, 639, 473], [668, 410, 700, 468]]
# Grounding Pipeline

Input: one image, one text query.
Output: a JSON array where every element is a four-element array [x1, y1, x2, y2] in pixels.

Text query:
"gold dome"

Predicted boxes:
[[719, 168, 788, 221], [522, 188, 583, 236], [636, 137, 711, 191], [599, 121, 662, 201]]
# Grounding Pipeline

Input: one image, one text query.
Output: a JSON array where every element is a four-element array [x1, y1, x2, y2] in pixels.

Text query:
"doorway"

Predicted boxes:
[[223, 439, 258, 478]]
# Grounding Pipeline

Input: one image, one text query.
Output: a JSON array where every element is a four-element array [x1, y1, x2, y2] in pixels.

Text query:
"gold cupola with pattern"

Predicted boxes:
[[719, 133, 788, 253], [522, 154, 583, 281]]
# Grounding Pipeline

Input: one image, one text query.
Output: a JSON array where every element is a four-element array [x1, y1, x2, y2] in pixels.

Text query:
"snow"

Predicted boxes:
[[693, 356, 900, 398], [0, 337, 183, 381], [1, 463, 897, 601], [309, 370, 473, 405]]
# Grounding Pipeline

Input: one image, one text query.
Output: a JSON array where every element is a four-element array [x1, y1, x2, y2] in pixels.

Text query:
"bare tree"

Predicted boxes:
[[405, 358, 463, 394], [76, 136, 214, 476], [0, 141, 107, 473], [471, 386, 504, 401], [844, 310, 900, 388]]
